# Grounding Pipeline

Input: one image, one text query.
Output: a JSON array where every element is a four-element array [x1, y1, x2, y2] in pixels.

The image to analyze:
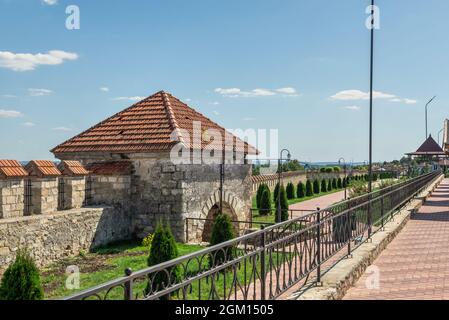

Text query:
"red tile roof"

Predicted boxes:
[[85, 161, 132, 176], [0, 160, 28, 178], [58, 160, 89, 176], [25, 160, 61, 177], [406, 135, 447, 156], [51, 91, 257, 155]]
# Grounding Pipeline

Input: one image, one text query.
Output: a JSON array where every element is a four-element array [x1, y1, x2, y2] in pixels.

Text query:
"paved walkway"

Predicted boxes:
[[343, 178, 449, 300], [289, 190, 346, 217]]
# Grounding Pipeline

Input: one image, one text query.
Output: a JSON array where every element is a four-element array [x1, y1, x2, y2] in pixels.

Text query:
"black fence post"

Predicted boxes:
[[381, 196, 385, 230], [124, 268, 133, 300], [260, 226, 266, 300], [347, 199, 352, 257], [316, 207, 321, 285], [185, 218, 189, 243]]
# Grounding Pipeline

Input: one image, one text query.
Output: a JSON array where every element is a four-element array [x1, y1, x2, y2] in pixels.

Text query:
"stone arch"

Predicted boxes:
[[200, 190, 243, 242]]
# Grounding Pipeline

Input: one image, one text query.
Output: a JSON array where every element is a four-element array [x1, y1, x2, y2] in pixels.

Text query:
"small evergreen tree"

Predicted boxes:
[[321, 179, 327, 193], [273, 182, 280, 204], [256, 184, 265, 209], [286, 182, 295, 199], [337, 177, 343, 189], [305, 180, 313, 197], [259, 189, 272, 216], [296, 182, 305, 198], [146, 222, 180, 299], [209, 214, 236, 268], [0, 249, 43, 300], [275, 185, 289, 223], [313, 179, 320, 194], [332, 178, 337, 189], [342, 177, 347, 188], [327, 179, 333, 191]]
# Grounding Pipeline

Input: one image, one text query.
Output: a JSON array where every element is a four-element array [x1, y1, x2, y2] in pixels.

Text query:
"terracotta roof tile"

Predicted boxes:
[[85, 161, 132, 176], [0, 160, 28, 178], [25, 160, 61, 177], [51, 91, 257, 155], [58, 160, 89, 176]]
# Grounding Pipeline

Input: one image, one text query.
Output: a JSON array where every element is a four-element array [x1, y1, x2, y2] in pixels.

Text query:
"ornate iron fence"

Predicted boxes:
[[64, 170, 441, 300]]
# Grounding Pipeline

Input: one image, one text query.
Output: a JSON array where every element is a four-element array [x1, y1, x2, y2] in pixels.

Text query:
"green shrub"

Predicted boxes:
[[146, 222, 180, 299], [305, 180, 313, 197], [297, 182, 305, 198], [313, 179, 320, 194], [259, 189, 272, 216], [337, 177, 343, 189], [275, 185, 289, 223], [321, 179, 327, 192], [325, 167, 333, 173], [333, 167, 340, 172], [319, 167, 326, 173], [0, 249, 43, 300], [327, 179, 333, 191], [342, 177, 348, 188], [142, 233, 154, 248], [256, 184, 265, 209], [332, 178, 337, 189], [286, 182, 295, 199], [209, 214, 236, 267], [273, 182, 280, 204]]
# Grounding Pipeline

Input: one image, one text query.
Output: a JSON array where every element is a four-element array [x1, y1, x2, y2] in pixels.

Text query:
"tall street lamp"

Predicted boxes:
[[277, 149, 291, 223], [425, 96, 436, 139], [338, 158, 347, 200]]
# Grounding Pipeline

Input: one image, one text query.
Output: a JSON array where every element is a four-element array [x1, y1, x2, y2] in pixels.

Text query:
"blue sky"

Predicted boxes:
[[0, 0, 448, 162]]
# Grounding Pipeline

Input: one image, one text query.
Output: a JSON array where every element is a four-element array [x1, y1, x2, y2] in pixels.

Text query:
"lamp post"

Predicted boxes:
[[425, 96, 436, 139], [338, 158, 347, 200], [277, 149, 291, 223]]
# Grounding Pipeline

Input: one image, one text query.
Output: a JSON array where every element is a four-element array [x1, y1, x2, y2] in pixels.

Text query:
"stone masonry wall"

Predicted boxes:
[[62, 177, 85, 209], [0, 179, 25, 219], [89, 175, 131, 208], [0, 206, 132, 274], [30, 178, 58, 215]]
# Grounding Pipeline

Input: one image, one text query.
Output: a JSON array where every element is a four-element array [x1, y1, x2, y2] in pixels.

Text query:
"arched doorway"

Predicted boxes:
[[202, 202, 239, 242]]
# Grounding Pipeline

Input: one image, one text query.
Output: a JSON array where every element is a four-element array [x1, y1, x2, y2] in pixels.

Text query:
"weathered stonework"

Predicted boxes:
[[30, 178, 58, 215], [0, 179, 25, 219], [0, 206, 132, 274], [61, 177, 85, 209], [89, 175, 131, 208]]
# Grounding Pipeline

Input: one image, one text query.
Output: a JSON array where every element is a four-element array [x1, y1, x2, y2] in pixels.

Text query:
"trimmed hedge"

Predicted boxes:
[[321, 179, 327, 192], [313, 179, 320, 194], [305, 180, 313, 197], [286, 182, 295, 200], [297, 182, 305, 198], [259, 189, 272, 216], [275, 185, 289, 223]]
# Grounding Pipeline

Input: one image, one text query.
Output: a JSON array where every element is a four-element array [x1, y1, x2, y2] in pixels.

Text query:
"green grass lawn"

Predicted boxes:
[[41, 240, 292, 300], [41, 240, 203, 299]]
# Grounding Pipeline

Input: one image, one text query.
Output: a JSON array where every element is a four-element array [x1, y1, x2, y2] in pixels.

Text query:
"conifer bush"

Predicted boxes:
[[327, 179, 333, 191], [259, 189, 272, 216], [286, 182, 295, 199], [332, 178, 337, 189], [146, 222, 181, 299], [305, 180, 313, 197], [275, 185, 289, 223], [0, 249, 43, 300], [297, 182, 305, 198], [337, 177, 343, 189], [256, 184, 265, 209], [273, 182, 280, 204], [209, 213, 236, 267], [321, 179, 327, 193], [313, 179, 320, 194]]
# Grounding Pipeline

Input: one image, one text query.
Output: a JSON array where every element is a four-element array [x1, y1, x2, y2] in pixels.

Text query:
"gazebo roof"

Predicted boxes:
[[406, 135, 447, 156]]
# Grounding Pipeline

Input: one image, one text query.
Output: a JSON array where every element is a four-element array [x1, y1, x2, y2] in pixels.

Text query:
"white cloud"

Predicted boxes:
[[2, 94, 17, 98], [22, 122, 35, 127], [330, 89, 396, 101], [0, 109, 23, 118], [28, 88, 53, 96], [100, 87, 110, 92], [343, 105, 361, 111], [42, 0, 58, 5], [210, 101, 220, 105], [112, 96, 145, 101], [0, 50, 78, 71], [390, 98, 417, 105], [52, 126, 72, 131], [214, 87, 298, 98]]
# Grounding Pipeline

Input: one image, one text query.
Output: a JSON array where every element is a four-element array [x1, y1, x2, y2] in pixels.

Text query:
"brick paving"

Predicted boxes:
[[289, 190, 346, 218], [343, 178, 449, 300]]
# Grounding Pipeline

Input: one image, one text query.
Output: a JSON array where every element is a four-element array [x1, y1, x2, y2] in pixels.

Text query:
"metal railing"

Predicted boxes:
[[64, 170, 441, 300]]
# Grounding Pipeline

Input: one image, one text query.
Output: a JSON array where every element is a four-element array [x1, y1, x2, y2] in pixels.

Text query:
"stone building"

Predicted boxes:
[[0, 160, 28, 219], [51, 90, 257, 242]]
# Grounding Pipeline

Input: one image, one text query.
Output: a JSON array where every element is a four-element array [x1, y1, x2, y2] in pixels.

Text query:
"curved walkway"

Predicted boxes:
[[343, 178, 449, 300]]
